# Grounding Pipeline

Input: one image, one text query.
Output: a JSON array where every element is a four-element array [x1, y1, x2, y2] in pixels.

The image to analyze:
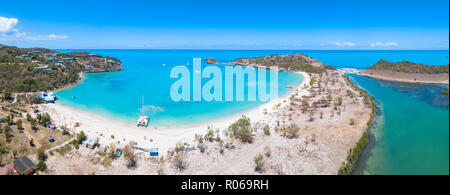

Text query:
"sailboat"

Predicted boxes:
[[137, 96, 149, 127]]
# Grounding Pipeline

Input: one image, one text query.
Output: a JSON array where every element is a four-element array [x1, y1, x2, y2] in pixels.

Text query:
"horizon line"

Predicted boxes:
[[53, 48, 450, 51]]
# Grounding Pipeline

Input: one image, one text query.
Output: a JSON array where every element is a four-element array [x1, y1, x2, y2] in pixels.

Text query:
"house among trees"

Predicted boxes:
[[13, 156, 36, 175], [33, 65, 51, 71]]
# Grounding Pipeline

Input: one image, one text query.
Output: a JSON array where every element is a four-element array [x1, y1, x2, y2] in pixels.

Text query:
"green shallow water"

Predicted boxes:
[[349, 74, 449, 175]]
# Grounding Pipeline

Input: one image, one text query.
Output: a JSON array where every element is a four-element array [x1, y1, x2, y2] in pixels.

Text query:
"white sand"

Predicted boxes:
[[38, 72, 311, 154]]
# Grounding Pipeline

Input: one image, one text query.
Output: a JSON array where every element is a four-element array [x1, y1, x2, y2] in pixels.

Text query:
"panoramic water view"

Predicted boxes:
[[1, 0, 448, 179], [55, 50, 304, 126], [52, 49, 449, 174]]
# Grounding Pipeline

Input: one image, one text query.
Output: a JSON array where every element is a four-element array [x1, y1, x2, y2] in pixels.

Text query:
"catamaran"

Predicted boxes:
[[137, 96, 149, 127]]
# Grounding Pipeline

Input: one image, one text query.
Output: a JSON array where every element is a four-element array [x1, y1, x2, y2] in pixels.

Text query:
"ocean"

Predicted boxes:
[[55, 50, 304, 126], [55, 49, 449, 174]]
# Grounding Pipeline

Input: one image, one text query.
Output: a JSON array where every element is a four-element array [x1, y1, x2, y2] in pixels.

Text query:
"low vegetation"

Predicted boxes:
[[231, 53, 336, 73], [254, 153, 264, 173], [228, 116, 253, 143], [367, 59, 449, 74], [123, 143, 136, 169], [338, 76, 376, 175], [0, 44, 122, 93], [280, 124, 300, 139]]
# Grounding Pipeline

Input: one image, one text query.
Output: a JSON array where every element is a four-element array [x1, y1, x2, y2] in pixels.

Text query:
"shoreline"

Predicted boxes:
[[41, 68, 374, 175], [356, 71, 449, 85], [38, 72, 311, 154], [53, 72, 86, 93]]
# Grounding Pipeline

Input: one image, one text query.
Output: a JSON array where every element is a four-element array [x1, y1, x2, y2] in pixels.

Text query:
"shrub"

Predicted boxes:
[[281, 124, 300, 139], [349, 118, 356, 125], [37, 146, 46, 161], [205, 127, 215, 142], [228, 116, 253, 143], [26, 113, 32, 121], [123, 144, 136, 169], [263, 125, 270, 135], [264, 146, 271, 158], [3, 125, 12, 141], [76, 131, 87, 145], [173, 152, 187, 171], [195, 133, 204, 144], [16, 119, 23, 130], [254, 153, 264, 173], [301, 99, 309, 113], [36, 160, 47, 172]]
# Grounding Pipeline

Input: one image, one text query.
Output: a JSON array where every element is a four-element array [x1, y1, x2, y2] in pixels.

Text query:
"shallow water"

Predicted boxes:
[[349, 75, 449, 175], [56, 49, 449, 174], [55, 50, 303, 126]]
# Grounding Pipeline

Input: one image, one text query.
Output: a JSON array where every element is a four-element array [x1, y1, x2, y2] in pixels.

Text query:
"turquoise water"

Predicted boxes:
[[349, 75, 449, 175], [55, 50, 303, 126], [56, 49, 449, 174]]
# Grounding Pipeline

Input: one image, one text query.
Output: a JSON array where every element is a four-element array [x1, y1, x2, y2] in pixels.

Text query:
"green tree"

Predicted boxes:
[[254, 153, 264, 173], [2, 89, 12, 101], [123, 144, 136, 168], [301, 99, 309, 113], [76, 131, 87, 144], [4, 125, 12, 143], [26, 113, 32, 121], [7, 114, 14, 125], [16, 119, 23, 130], [37, 146, 46, 161], [30, 119, 37, 131], [349, 118, 356, 125], [228, 116, 252, 143], [36, 160, 47, 172], [263, 125, 271, 135]]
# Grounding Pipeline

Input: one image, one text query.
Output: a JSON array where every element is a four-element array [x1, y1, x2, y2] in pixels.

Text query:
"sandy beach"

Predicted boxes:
[[38, 72, 311, 154], [357, 70, 449, 84], [41, 69, 373, 175]]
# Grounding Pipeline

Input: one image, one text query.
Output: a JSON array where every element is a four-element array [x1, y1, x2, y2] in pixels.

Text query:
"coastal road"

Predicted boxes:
[[44, 137, 76, 154]]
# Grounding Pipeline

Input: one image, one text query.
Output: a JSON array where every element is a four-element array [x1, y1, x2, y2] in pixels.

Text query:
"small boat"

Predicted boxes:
[[137, 96, 149, 127], [286, 85, 295, 89]]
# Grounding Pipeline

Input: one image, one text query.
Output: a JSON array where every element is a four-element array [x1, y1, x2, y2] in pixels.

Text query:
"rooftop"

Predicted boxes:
[[13, 156, 35, 175]]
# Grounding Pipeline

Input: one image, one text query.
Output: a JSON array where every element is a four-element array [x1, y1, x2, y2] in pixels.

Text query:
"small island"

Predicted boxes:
[[205, 57, 219, 64], [230, 53, 336, 72], [357, 60, 449, 84], [0, 44, 123, 93]]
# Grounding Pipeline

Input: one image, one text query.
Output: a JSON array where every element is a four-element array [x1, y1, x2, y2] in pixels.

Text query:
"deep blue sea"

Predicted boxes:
[[56, 49, 449, 174]]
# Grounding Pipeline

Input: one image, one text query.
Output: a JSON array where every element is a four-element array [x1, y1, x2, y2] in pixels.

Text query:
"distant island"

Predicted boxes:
[[205, 57, 219, 64], [357, 60, 449, 84], [0, 44, 123, 93], [206, 53, 336, 72], [229, 53, 336, 73]]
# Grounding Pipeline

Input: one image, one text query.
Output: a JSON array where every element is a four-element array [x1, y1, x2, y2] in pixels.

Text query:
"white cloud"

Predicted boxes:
[[370, 42, 400, 47], [331, 41, 356, 47], [24, 33, 69, 41], [0, 16, 69, 41], [0, 16, 18, 33]]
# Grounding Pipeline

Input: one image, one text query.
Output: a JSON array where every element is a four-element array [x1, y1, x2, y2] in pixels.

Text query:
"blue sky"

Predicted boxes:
[[0, 0, 448, 49]]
